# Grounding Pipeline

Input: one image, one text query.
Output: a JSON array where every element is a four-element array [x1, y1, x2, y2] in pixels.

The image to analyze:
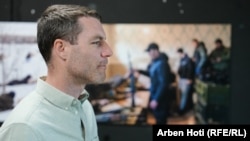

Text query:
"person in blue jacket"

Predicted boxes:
[[137, 42, 171, 124]]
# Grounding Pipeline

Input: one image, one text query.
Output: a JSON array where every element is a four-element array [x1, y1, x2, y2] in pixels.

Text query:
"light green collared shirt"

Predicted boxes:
[[0, 77, 99, 141]]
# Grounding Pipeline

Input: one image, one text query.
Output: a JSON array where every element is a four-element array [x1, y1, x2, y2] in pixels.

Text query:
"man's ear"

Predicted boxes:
[[53, 39, 69, 61]]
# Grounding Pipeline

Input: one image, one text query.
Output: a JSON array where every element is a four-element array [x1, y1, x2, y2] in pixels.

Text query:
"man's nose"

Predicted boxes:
[[101, 42, 113, 58]]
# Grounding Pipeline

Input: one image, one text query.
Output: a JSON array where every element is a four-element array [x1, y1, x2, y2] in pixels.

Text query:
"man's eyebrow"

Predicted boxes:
[[91, 35, 106, 41]]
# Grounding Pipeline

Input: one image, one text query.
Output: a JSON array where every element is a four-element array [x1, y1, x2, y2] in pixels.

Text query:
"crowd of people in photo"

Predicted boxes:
[[131, 38, 231, 124]]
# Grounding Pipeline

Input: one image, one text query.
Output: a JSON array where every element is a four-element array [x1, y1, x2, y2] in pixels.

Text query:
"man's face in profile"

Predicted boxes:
[[66, 17, 113, 84]]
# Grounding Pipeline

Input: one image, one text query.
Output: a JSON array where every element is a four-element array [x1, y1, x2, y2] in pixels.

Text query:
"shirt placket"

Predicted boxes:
[[74, 100, 87, 141], [69, 99, 84, 141]]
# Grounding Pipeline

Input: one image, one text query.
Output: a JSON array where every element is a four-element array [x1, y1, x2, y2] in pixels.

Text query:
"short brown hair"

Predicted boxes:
[[37, 4, 101, 63]]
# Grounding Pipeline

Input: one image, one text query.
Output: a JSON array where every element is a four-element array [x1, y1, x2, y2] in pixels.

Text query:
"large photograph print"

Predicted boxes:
[[0, 22, 231, 125]]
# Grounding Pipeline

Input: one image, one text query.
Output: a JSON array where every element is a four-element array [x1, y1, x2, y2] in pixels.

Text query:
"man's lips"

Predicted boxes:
[[98, 65, 107, 69], [98, 60, 108, 69]]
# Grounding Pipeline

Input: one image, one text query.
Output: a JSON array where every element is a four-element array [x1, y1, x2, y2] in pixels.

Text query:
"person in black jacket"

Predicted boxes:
[[177, 48, 195, 115]]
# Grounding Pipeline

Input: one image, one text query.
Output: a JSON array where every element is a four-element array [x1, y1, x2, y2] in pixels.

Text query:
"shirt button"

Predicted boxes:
[[73, 100, 77, 105], [75, 110, 78, 115]]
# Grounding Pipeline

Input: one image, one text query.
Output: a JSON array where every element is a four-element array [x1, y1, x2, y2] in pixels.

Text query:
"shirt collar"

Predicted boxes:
[[78, 89, 89, 103], [35, 76, 89, 110]]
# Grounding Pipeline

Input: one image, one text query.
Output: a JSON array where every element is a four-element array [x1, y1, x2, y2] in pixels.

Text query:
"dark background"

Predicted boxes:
[[0, 0, 249, 140]]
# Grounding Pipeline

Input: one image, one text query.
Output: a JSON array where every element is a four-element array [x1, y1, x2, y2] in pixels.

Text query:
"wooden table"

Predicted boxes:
[[94, 90, 150, 125]]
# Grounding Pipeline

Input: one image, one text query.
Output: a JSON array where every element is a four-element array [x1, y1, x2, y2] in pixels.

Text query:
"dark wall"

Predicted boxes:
[[0, 0, 250, 124], [0, 0, 239, 23], [98, 124, 152, 141], [0, 0, 11, 20], [230, 21, 250, 124]]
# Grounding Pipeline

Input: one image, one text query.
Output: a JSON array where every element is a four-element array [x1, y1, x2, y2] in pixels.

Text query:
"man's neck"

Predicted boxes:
[[45, 73, 85, 99]]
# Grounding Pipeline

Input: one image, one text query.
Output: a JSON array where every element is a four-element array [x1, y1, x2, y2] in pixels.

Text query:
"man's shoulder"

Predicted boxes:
[[154, 58, 166, 65], [1, 91, 43, 127], [0, 122, 41, 141]]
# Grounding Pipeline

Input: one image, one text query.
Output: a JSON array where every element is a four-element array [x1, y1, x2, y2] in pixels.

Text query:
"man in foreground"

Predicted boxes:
[[0, 4, 112, 141]]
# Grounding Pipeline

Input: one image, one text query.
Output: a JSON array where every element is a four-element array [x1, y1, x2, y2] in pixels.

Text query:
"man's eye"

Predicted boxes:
[[92, 41, 101, 46]]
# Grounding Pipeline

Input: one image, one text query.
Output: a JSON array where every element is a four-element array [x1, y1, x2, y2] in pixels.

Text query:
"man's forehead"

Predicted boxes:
[[78, 17, 103, 30], [78, 17, 106, 37], [78, 16, 102, 29]]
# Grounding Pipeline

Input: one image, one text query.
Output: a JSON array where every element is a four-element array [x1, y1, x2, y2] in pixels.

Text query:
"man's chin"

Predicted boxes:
[[88, 75, 106, 84]]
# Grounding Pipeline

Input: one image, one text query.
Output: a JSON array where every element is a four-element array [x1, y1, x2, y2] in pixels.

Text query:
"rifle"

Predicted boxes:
[[127, 52, 136, 108]]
